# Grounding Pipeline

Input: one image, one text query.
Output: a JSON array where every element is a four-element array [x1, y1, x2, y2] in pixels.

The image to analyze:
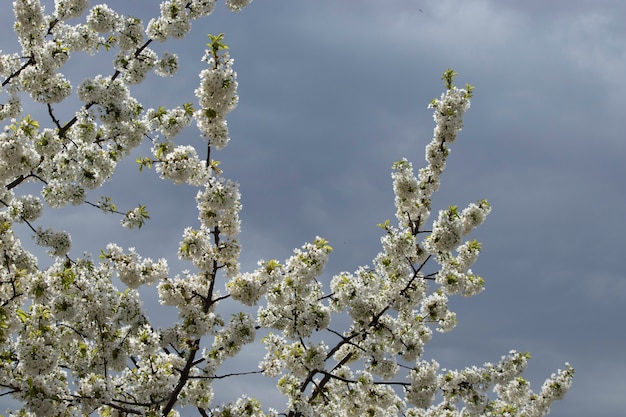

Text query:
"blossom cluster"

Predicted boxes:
[[101, 243, 169, 289], [153, 142, 210, 185], [0, 118, 41, 187], [193, 33, 239, 150], [34, 226, 71, 256], [2, 1, 258, 415], [251, 79, 573, 416], [256, 238, 332, 339]]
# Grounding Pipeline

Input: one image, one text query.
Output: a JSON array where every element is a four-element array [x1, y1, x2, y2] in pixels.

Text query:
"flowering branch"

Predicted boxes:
[[0, 2, 572, 416]]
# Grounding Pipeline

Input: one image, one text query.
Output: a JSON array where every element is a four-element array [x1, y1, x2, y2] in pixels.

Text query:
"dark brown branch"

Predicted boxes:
[[47, 103, 62, 130], [161, 229, 221, 415], [5, 175, 25, 190], [57, 38, 154, 139], [317, 370, 410, 387], [190, 369, 264, 380], [1, 56, 35, 88]]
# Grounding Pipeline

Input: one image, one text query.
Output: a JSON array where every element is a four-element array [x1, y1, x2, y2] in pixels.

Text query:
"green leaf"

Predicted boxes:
[[154, 106, 167, 119], [441, 69, 458, 90], [207, 33, 229, 59], [136, 157, 153, 171], [203, 108, 217, 120], [263, 259, 281, 273], [377, 219, 390, 228], [16, 309, 28, 323], [183, 102, 195, 115], [133, 205, 150, 229], [21, 115, 39, 137], [447, 205, 460, 218], [209, 159, 222, 174], [392, 159, 410, 170], [314, 237, 333, 253], [468, 239, 481, 251]]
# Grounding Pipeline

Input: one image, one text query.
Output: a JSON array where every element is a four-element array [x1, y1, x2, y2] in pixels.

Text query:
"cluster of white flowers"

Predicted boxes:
[[120, 205, 149, 229], [6, 194, 43, 222], [204, 312, 256, 370], [404, 351, 574, 417], [13, 0, 47, 50], [194, 45, 238, 149], [196, 176, 241, 235], [1, 255, 161, 415], [113, 352, 187, 407], [211, 396, 271, 417], [156, 51, 180, 77], [406, 360, 440, 408], [3, 2, 251, 413], [154, 142, 210, 185], [34, 226, 71, 256], [262, 338, 328, 380], [0, 93, 22, 121], [53, 0, 89, 21], [226, 0, 254, 12], [392, 82, 472, 234], [86, 3, 118, 32], [0, 2, 572, 416], [34, 124, 119, 205], [425, 201, 491, 255], [179, 378, 214, 410], [172, 177, 242, 280], [0, 213, 39, 287], [114, 47, 159, 84], [257, 238, 332, 339], [101, 243, 169, 289], [0, 52, 23, 121], [250, 78, 572, 416], [321, 369, 405, 417], [20, 63, 71, 104], [0, 118, 41, 186], [41, 179, 86, 207], [147, 0, 220, 42]]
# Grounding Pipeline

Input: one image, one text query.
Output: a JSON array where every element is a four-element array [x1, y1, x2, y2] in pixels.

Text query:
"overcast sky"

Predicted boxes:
[[2, 1, 625, 416]]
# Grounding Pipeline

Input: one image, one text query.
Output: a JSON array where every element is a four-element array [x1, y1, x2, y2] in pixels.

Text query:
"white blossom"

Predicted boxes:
[[187, 0, 217, 18], [13, 0, 46, 48], [20, 65, 72, 103], [146, 104, 192, 138], [7, 194, 42, 222], [86, 3, 119, 32], [154, 142, 210, 185], [102, 243, 169, 288], [117, 16, 145, 51], [156, 51, 179, 77], [54, 0, 89, 21], [0, 119, 41, 184], [226, 0, 253, 12], [114, 47, 158, 84], [194, 49, 238, 149], [34, 227, 71, 256]]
